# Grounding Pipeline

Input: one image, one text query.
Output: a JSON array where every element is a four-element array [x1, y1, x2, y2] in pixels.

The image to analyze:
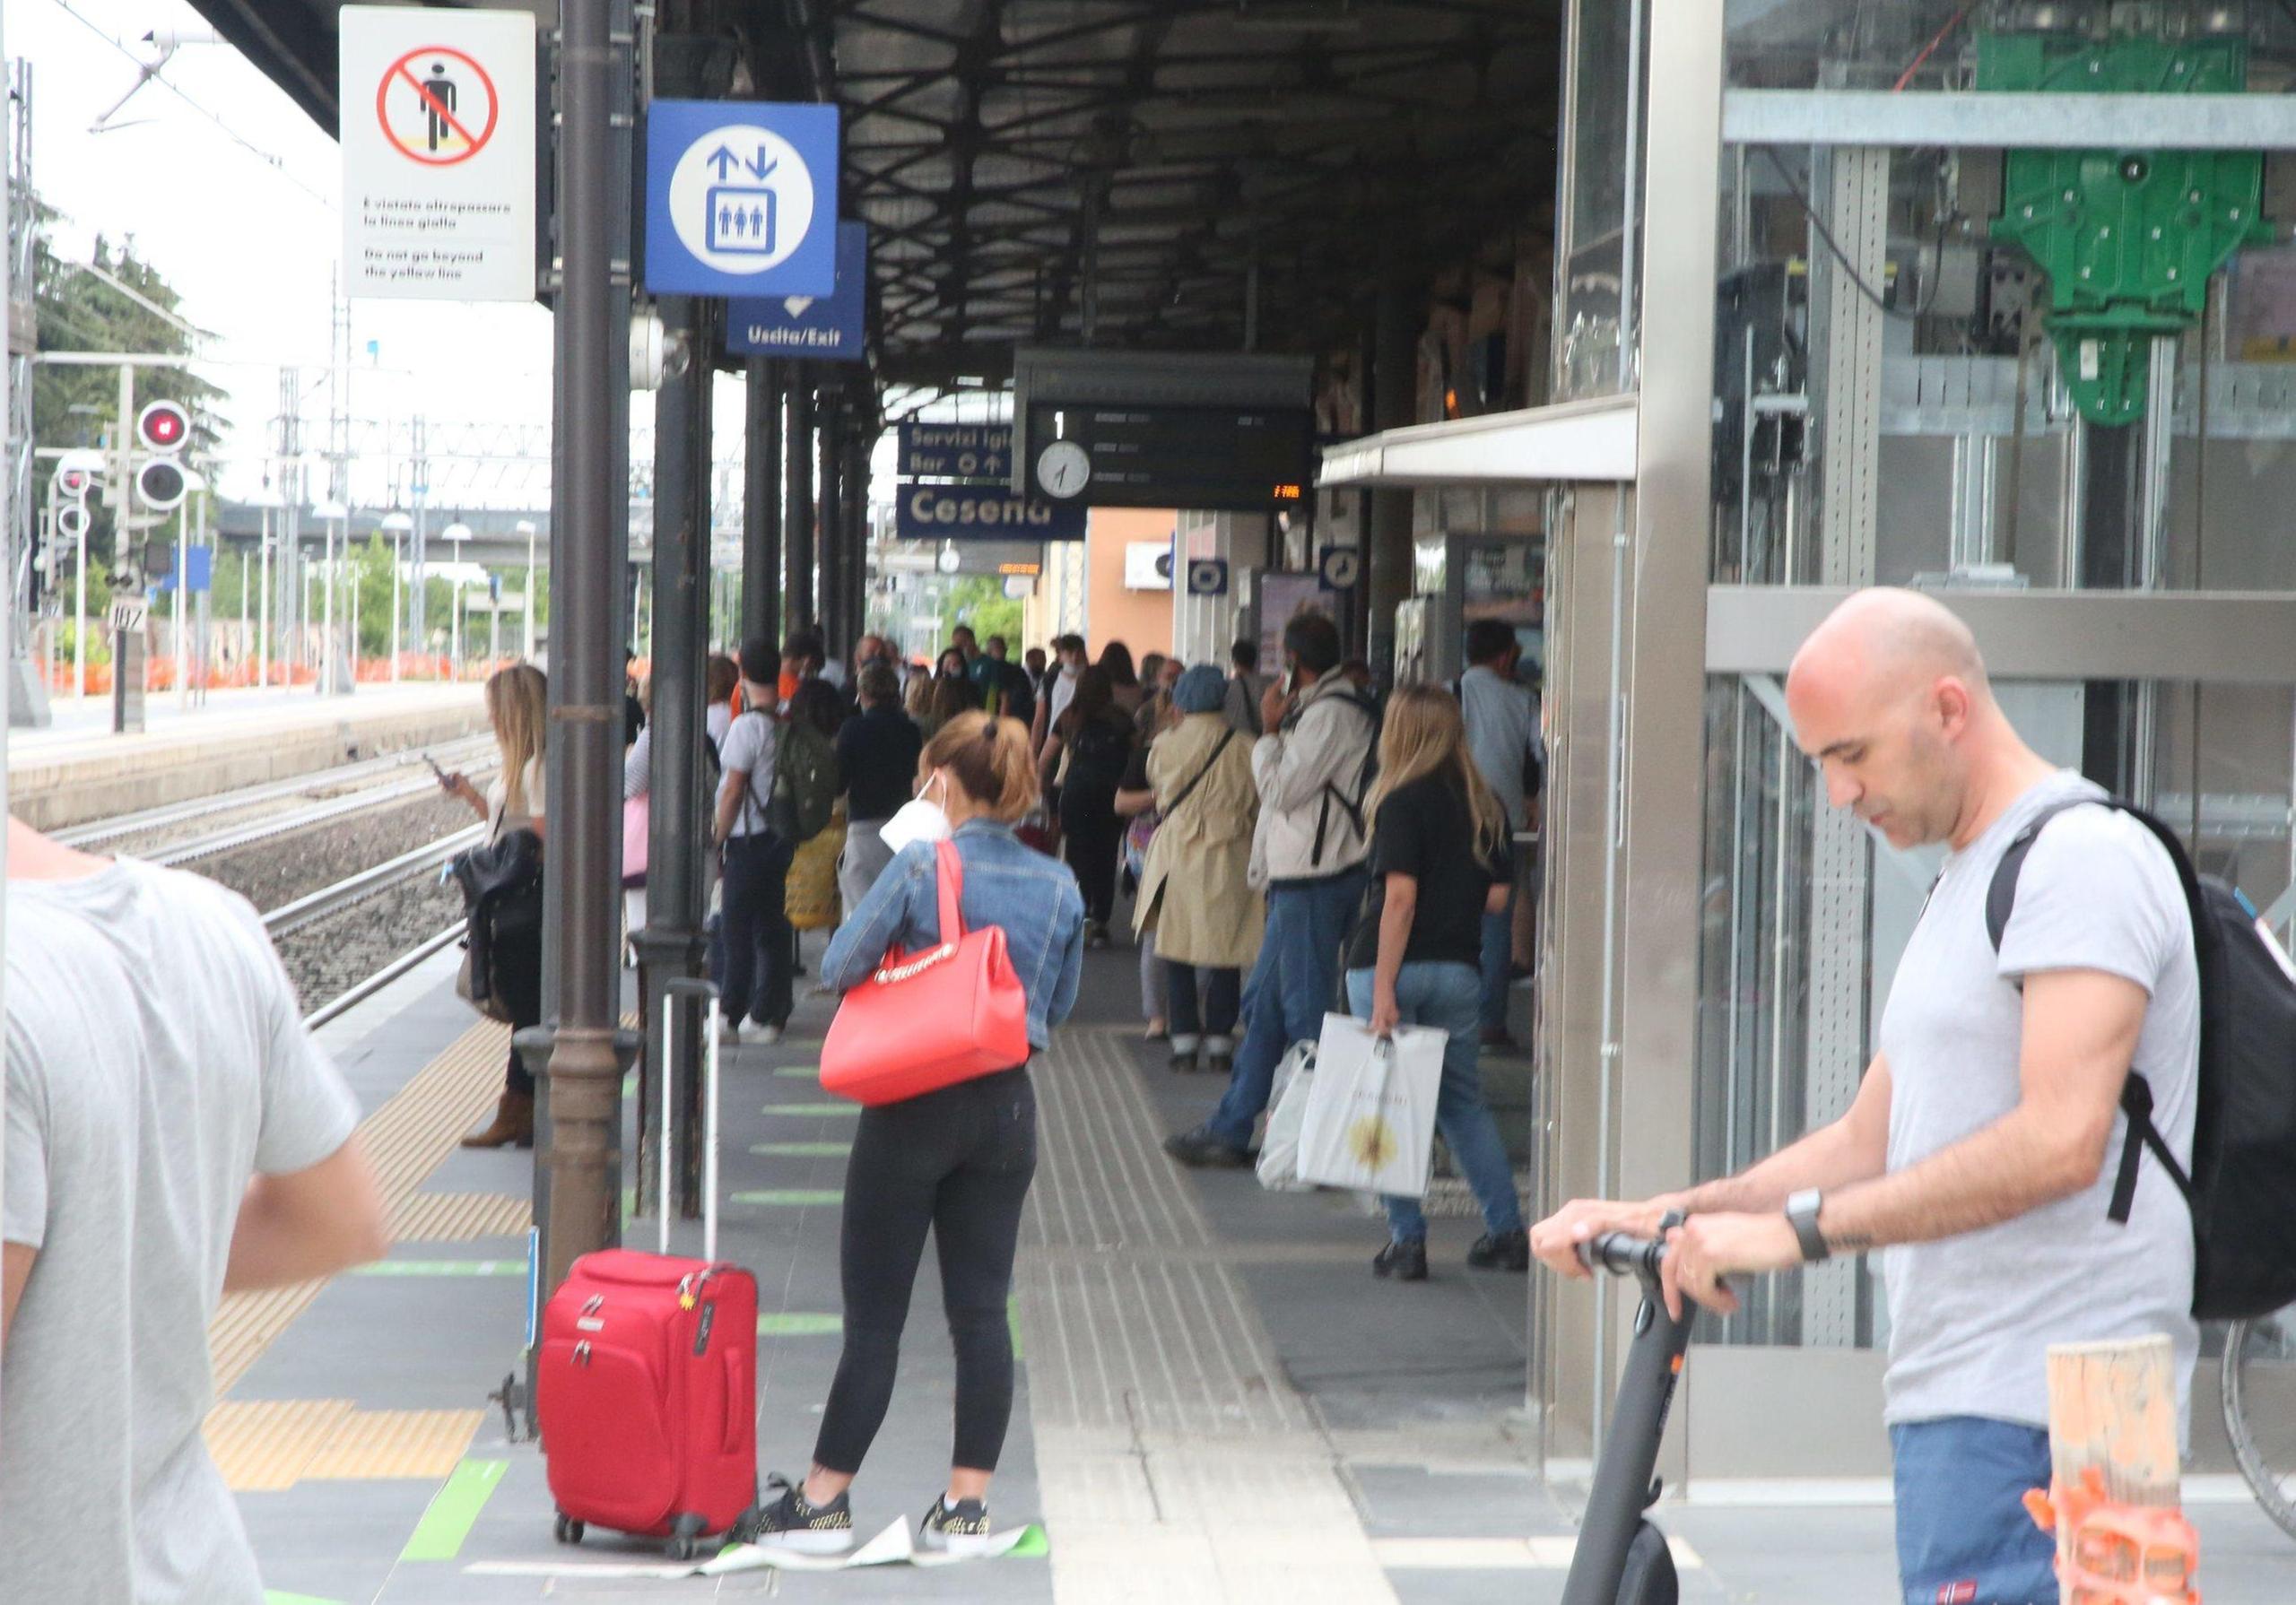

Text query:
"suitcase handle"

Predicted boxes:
[[658, 978, 724, 1263]]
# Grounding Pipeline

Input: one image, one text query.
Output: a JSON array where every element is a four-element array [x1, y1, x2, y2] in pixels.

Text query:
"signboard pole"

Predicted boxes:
[[531, 0, 638, 1301], [743, 358, 781, 642], [784, 375, 813, 629], [819, 397, 845, 657]]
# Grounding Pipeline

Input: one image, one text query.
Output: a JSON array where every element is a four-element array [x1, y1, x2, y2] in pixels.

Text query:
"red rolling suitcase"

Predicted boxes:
[[540, 983, 757, 1559]]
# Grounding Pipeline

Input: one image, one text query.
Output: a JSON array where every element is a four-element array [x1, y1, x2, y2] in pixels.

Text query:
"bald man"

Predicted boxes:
[[1532, 587, 2199, 1604]]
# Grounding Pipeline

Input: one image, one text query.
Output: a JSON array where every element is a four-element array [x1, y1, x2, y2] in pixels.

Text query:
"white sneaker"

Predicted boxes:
[[758, 1022, 784, 1045], [736, 1020, 783, 1045]]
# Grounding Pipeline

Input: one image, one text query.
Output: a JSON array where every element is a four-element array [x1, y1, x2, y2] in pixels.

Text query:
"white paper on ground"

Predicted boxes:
[[700, 1518, 913, 1573]]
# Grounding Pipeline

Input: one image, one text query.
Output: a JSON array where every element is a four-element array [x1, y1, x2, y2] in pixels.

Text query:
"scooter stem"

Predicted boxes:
[[1559, 1254, 1696, 1604]]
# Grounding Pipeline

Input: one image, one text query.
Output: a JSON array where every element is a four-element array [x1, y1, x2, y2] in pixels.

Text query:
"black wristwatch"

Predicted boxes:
[[1785, 1189, 1830, 1263]]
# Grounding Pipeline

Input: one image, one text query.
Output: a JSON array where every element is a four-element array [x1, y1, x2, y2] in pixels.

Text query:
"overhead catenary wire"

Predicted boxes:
[[47, 0, 335, 211]]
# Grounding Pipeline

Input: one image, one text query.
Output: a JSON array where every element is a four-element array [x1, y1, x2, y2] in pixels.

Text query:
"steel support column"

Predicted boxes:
[[531, 0, 639, 1299], [633, 292, 711, 1221], [819, 398, 846, 660], [785, 375, 814, 631], [844, 421, 872, 647], [1366, 285, 1416, 686], [744, 358, 782, 645]]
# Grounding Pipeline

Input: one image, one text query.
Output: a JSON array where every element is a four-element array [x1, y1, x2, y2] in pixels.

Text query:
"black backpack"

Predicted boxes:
[[1987, 796, 2296, 1321], [768, 716, 841, 845]]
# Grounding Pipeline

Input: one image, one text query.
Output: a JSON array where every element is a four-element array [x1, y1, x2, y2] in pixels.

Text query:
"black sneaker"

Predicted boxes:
[[1373, 1238, 1429, 1281], [918, 1493, 996, 1557], [751, 1474, 855, 1554], [1466, 1228, 1532, 1272], [1163, 1125, 1252, 1168]]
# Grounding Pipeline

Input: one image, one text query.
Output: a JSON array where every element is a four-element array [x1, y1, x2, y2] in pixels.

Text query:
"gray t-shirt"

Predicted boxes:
[[3, 859, 360, 1603], [1876, 771, 2198, 1431], [717, 710, 778, 838], [1458, 664, 1543, 832]]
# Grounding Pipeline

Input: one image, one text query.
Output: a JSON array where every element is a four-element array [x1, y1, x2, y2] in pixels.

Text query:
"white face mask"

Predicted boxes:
[[879, 771, 952, 852]]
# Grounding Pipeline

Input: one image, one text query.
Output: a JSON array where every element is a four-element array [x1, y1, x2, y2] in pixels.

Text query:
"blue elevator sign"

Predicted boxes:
[[726, 221, 865, 360], [643, 100, 839, 298]]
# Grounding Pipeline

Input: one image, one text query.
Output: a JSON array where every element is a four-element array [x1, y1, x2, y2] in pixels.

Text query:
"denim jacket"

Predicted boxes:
[[822, 820, 1085, 1052]]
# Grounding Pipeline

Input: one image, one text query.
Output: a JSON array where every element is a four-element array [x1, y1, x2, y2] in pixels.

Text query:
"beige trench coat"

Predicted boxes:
[[1134, 712, 1263, 971]]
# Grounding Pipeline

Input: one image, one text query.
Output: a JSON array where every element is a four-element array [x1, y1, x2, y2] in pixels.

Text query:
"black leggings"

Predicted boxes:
[[1060, 792, 1122, 924], [813, 1068, 1037, 1476], [495, 930, 544, 1097]]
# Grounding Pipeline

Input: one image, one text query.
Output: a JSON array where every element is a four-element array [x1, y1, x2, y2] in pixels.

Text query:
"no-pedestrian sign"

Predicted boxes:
[[340, 6, 535, 302]]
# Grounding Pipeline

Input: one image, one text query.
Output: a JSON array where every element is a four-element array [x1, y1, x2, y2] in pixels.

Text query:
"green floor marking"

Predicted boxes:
[[1009, 1295, 1024, 1361], [750, 1141, 851, 1157], [761, 1102, 855, 1117], [732, 1189, 843, 1206], [772, 1064, 821, 1079], [1009, 1523, 1050, 1558], [757, 1312, 843, 1337], [399, 1458, 508, 1562], [353, 1260, 525, 1278], [622, 1071, 636, 1097]]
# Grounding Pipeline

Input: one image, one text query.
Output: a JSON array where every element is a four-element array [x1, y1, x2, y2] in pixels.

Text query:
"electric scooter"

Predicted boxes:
[[1559, 1222, 1695, 1605]]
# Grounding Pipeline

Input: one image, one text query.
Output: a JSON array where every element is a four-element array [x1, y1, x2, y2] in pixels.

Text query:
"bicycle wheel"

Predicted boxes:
[[2222, 1309, 2296, 1542]]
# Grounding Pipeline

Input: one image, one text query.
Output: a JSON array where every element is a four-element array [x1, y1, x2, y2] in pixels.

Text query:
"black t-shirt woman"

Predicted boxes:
[[1344, 684, 1529, 1281]]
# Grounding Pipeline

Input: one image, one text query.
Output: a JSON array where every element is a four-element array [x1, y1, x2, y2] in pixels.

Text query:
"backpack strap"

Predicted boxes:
[[1161, 729, 1237, 821], [1986, 793, 2204, 1223]]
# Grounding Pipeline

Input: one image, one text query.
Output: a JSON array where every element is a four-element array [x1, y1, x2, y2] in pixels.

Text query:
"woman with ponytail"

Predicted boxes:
[[1343, 684, 1529, 1284], [751, 711, 1085, 1557]]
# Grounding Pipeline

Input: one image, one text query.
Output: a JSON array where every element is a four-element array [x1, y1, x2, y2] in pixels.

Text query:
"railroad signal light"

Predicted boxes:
[[136, 399, 191, 453], [56, 503, 90, 541], [136, 455, 189, 512], [56, 463, 93, 499]]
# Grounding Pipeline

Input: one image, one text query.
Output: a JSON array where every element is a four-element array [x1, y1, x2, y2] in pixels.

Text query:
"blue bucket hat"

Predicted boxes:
[[1172, 664, 1227, 715]]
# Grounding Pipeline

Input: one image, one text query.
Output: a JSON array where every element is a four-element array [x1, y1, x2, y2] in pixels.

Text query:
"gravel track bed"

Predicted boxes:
[[192, 794, 478, 915], [83, 742, 496, 859], [275, 872, 467, 1015]]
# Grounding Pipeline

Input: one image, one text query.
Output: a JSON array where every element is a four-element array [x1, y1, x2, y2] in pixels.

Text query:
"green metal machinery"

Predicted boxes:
[[1980, 22, 2275, 424]]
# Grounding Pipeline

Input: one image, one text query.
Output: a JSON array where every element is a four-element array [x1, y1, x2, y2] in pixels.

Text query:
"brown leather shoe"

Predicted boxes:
[[461, 1091, 535, 1150]]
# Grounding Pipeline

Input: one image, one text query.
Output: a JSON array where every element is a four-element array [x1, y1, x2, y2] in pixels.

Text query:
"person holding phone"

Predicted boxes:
[[1343, 684, 1526, 1282]]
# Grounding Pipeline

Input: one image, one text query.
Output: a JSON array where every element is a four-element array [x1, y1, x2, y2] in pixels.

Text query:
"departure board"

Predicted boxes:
[[1021, 401, 1314, 512]]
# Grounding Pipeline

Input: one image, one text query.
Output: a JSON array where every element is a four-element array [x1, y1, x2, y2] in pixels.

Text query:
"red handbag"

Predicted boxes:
[[819, 839, 1031, 1106]]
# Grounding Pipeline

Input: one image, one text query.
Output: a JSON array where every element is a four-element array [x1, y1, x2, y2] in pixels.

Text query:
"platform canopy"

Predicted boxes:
[[189, 1, 1558, 387]]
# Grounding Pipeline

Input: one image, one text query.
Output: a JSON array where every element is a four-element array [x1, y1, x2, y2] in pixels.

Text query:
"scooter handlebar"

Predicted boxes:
[[1575, 1231, 1666, 1279]]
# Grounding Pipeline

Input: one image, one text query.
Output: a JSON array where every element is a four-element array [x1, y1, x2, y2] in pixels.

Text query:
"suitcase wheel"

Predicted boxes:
[[665, 1513, 707, 1562], [553, 1513, 585, 1546]]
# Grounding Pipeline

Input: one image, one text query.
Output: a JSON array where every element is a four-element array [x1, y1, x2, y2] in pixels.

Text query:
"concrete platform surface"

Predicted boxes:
[[7, 681, 487, 829], [209, 920, 2296, 1603]]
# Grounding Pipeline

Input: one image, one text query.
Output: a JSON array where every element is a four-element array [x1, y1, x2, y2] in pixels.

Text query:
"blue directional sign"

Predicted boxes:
[[727, 221, 865, 360], [644, 100, 838, 298], [157, 545, 213, 594], [896, 483, 1086, 542]]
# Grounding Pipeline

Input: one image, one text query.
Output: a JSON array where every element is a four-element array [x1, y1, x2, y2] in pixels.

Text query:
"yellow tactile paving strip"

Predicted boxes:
[[389, 1190, 533, 1242], [300, 1409, 485, 1480], [207, 1019, 509, 1394], [204, 1399, 355, 1492], [204, 1400, 483, 1491]]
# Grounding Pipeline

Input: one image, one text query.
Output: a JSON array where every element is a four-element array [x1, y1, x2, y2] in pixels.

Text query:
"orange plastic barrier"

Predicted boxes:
[[2025, 1467, 2199, 1605]]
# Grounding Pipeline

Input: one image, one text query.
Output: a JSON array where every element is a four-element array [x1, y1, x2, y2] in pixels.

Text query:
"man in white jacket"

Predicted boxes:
[[1167, 612, 1377, 1166]]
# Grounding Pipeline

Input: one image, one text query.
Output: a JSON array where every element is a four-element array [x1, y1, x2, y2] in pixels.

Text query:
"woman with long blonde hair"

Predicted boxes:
[[1342, 683, 1526, 1282], [440, 662, 549, 1147]]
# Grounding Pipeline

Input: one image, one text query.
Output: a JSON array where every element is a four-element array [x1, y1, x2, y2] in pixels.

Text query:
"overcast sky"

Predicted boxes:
[[20, 0, 578, 509], [16, 1, 1013, 522]]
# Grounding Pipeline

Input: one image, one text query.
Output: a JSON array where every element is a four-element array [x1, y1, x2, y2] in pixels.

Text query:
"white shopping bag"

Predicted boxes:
[[1296, 1011, 1444, 1199], [1255, 1038, 1319, 1193]]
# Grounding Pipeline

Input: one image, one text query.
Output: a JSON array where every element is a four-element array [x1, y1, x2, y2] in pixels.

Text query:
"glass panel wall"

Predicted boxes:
[[1555, 0, 1648, 400]]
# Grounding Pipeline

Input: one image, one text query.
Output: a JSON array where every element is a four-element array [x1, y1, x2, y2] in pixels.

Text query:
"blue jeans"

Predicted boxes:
[[1345, 962, 1524, 1244], [1890, 1417, 2057, 1605], [1478, 844, 1519, 1037], [1205, 866, 1369, 1148]]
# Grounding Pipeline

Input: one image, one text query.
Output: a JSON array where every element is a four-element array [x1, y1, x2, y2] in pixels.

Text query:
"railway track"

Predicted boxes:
[[56, 735, 498, 861]]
